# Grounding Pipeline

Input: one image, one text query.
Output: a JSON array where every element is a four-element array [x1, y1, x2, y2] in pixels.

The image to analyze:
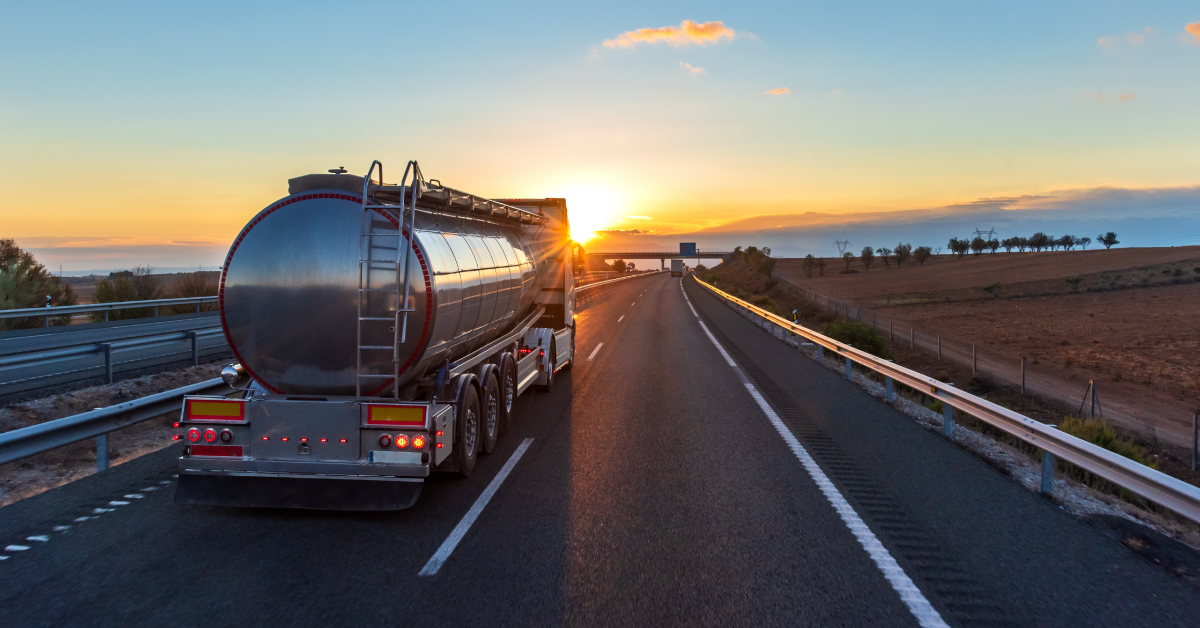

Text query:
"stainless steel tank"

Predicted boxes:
[[219, 174, 545, 396]]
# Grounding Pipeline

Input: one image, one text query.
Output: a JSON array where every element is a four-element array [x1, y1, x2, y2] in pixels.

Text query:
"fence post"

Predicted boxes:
[[910, 326, 914, 350], [1021, 357, 1026, 394], [886, 377, 894, 403], [101, 343, 114, 384], [845, 357, 852, 380], [972, 344, 977, 375], [817, 346, 824, 365], [188, 331, 199, 366], [938, 334, 942, 360], [1041, 450, 1055, 495], [943, 403, 954, 438], [96, 433, 109, 471], [890, 319, 893, 340]]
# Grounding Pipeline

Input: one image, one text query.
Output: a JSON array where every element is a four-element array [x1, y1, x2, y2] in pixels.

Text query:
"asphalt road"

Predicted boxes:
[[1, 273, 1198, 627]]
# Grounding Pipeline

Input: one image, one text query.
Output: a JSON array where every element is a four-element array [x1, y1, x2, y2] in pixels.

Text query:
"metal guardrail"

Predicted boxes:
[[575, 270, 660, 304], [691, 275, 1200, 525], [0, 296, 220, 323], [0, 378, 231, 471]]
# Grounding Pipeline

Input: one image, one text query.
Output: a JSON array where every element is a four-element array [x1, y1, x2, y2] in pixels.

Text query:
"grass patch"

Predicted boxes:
[[820, 321, 892, 359]]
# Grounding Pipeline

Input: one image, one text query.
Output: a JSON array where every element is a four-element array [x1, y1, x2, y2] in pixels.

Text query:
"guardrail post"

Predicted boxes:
[[885, 377, 894, 403], [195, 303, 201, 314], [817, 346, 824, 365], [154, 306, 159, 317], [103, 311, 109, 323], [1041, 450, 1054, 495], [188, 331, 199, 366], [96, 433, 108, 471], [101, 343, 114, 383], [845, 357, 852, 379], [943, 403, 954, 438]]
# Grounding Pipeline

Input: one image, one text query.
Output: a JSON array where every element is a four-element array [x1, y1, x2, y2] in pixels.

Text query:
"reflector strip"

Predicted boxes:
[[186, 399, 245, 421], [189, 445, 243, 457], [366, 404, 428, 426]]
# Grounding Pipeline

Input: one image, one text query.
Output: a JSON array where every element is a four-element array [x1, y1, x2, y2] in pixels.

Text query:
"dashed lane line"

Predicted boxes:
[[618, 315, 625, 323], [419, 438, 534, 577], [587, 343, 604, 361], [679, 278, 949, 628]]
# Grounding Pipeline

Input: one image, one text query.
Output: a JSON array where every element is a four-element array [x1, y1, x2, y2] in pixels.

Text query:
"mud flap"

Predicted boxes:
[[175, 473, 423, 511]]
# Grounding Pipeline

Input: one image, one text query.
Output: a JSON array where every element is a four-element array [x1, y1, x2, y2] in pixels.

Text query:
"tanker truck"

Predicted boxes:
[[173, 160, 577, 510]]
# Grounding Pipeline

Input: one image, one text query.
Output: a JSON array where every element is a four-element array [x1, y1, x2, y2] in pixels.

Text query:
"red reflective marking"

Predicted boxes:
[[281, 437, 289, 442], [189, 445, 243, 457], [261, 436, 269, 440], [340, 439, 347, 443], [173, 435, 181, 440], [300, 438, 308, 442]]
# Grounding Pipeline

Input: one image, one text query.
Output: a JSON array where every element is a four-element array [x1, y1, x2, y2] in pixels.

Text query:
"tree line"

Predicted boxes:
[[947, 232, 1118, 258]]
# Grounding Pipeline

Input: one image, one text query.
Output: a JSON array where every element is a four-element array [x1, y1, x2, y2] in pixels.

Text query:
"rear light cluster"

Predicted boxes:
[[377, 433, 427, 449], [184, 427, 233, 443]]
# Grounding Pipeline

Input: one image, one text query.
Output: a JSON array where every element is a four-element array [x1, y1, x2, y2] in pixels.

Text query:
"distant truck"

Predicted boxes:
[[671, 259, 685, 277]]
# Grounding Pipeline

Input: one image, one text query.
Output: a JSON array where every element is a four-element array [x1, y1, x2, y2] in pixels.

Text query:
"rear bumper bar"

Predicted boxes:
[[175, 470, 423, 510]]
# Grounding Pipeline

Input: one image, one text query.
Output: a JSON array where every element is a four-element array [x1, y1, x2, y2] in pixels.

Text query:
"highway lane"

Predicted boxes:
[[0, 273, 1198, 626]]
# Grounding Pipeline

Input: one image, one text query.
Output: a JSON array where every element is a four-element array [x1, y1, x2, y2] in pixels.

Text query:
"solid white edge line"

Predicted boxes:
[[587, 342, 604, 361], [418, 438, 534, 577], [618, 315, 625, 323], [681, 278, 949, 628]]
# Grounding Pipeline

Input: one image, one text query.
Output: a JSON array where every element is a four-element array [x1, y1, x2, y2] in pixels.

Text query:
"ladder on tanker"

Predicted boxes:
[[355, 160, 423, 398]]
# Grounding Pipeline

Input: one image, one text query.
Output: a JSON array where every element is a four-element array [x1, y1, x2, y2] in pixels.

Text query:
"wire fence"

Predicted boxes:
[[779, 276, 1192, 446]]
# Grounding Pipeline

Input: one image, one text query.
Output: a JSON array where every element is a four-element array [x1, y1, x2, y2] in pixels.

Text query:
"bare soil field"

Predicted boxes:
[[774, 246, 1200, 446], [0, 364, 224, 507]]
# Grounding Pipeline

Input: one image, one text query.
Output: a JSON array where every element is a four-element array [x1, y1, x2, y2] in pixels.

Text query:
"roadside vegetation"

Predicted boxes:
[[91, 267, 219, 321], [0, 239, 78, 330]]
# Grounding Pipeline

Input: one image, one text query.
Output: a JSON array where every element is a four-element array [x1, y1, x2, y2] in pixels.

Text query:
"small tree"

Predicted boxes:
[[913, 246, 932, 264], [860, 247, 875, 271], [815, 257, 827, 276], [611, 259, 627, 273], [842, 251, 855, 270], [948, 237, 969, 259], [0, 239, 78, 330], [1017, 237, 1030, 252], [1001, 237, 1017, 252], [91, 266, 163, 321], [1078, 236, 1092, 250], [876, 247, 892, 267], [802, 254, 816, 278], [1029, 232, 1049, 252], [1059, 235, 1076, 250], [970, 236, 987, 256], [1099, 232, 1119, 249], [894, 243, 912, 266], [987, 238, 999, 253]]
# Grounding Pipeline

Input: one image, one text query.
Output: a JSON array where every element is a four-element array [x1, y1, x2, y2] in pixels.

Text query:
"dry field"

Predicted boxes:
[[776, 247, 1200, 445]]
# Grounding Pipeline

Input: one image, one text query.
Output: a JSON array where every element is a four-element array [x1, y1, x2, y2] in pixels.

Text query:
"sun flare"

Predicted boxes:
[[561, 185, 623, 243]]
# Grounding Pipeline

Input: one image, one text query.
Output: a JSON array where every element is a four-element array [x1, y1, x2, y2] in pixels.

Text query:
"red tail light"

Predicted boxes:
[[219, 429, 233, 443], [173, 435, 181, 441], [187, 428, 201, 442], [395, 434, 409, 449], [202, 429, 217, 443], [412, 435, 426, 449], [379, 434, 392, 447]]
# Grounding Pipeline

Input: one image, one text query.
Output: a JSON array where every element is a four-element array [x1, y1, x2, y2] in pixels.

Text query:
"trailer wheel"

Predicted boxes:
[[537, 340, 556, 392], [456, 386, 480, 477], [480, 371, 500, 455], [498, 355, 517, 431]]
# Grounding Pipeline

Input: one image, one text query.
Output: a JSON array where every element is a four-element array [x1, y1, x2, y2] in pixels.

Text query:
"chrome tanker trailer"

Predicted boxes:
[[174, 160, 577, 510]]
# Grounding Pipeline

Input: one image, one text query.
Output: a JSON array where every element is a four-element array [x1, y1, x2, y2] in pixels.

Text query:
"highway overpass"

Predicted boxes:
[[586, 250, 733, 269], [1, 274, 1197, 626]]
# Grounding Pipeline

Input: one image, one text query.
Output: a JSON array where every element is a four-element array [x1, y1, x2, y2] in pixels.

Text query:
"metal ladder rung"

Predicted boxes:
[[359, 316, 396, 321], [359, 288, 398, 293]]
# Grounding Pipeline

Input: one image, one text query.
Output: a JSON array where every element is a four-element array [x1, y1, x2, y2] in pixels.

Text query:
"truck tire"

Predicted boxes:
[[480, 371, 500, 455], [498, 354, 518, 431], [537, 340, 556, 392], [456, 386, 480, 477]]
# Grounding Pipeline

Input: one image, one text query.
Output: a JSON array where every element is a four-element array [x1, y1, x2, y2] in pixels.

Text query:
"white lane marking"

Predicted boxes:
[[74, 516, 92, 522], [0, 556, 7, 561], [124, 494, 144, 499], [53, 526, 70, 532], [618, 315, 625, 323], [108, 500, 130, 506], [419, 438, 535, 577], [587, 343, 604, 361], [681, 278, 949, 628], [140, 486, 159, 492], [92, 508, 113, 514], [5, 545, 30, 552], [159, 480, 172, 485], [26, 536, 50, 542], [630, 302, 636, 307]]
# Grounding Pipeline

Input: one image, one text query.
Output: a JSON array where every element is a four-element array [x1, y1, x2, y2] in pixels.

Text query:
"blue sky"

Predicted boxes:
[[2, 1, 1198, 269]]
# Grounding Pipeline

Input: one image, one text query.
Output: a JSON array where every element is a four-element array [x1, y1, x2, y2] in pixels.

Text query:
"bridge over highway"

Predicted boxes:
[[586, 250, 733, 269], [1, 273, 1198, 626]]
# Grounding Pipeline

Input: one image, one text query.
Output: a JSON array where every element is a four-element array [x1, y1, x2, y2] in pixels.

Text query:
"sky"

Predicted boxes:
[[2, 1, 1199, 271]]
